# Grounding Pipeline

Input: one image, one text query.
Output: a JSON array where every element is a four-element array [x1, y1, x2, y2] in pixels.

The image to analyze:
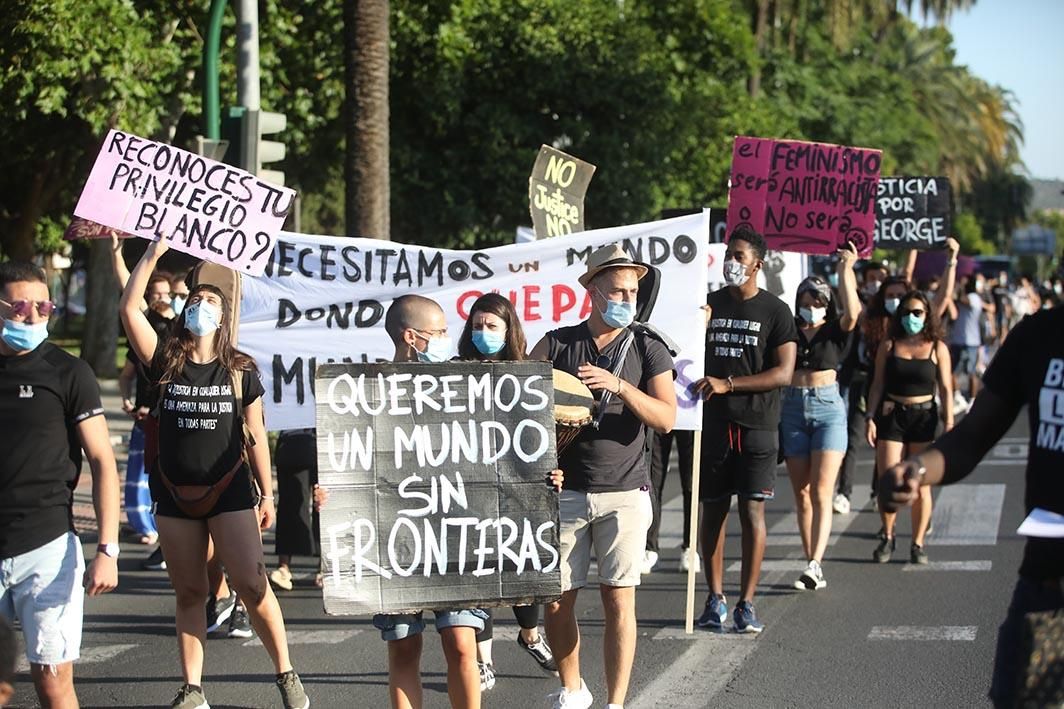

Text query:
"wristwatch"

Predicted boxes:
[[97, 543, 120, 559]]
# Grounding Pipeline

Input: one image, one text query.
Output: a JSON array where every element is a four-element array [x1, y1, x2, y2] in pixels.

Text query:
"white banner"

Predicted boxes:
[[240, 212, 712, 431]]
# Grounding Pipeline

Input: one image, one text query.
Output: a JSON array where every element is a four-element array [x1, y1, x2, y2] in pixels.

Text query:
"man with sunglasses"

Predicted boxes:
[[0, 261, 120, 708], [531, 244, 677, 709]]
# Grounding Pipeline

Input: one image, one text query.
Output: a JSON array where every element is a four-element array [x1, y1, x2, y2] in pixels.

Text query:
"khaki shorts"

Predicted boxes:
[[559, 488, 653, 591]]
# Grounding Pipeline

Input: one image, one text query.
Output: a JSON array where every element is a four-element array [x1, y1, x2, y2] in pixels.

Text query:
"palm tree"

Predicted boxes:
[[344, 0, 390, 240]]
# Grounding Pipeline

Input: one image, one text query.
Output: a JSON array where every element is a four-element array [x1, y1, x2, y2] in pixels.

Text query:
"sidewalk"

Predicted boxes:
[[73, 379, 130, 539]]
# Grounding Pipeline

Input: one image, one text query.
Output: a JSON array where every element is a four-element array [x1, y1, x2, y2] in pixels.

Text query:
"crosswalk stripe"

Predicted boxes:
[[766, 496, 870, 547], [243, 629, 362, 648], [902, 560, 992, 572], [726, 559, 807, 573], [928, 484, 1006, 545], [868, 626, 977, 641], [16, 643, 137, 674]]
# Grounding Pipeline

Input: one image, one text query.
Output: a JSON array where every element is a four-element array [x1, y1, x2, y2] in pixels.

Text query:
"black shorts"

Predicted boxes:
[[699, 420, 778, 502], [874, 401, 938, 444], [150, 464, 259, 520]]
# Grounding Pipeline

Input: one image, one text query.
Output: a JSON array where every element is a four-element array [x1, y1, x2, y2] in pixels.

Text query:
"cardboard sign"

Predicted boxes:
[[74, 130, 296, 276], [874, 177, 951, 250], [316, 361, 561, 615], [62, 217, 132, 241], [528, 146, 596, 239], [726, 136, 882, 257]]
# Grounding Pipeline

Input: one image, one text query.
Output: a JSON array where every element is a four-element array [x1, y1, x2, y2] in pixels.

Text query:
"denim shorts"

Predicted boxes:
[[372, 608, 489, 642], [950, 344, 980, 375], [0, 532, 85, 666], [780, 383, 848, 457]]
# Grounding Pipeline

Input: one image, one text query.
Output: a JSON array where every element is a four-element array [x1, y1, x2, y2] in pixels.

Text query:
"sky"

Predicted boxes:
[[939, 0, 1064, 180]]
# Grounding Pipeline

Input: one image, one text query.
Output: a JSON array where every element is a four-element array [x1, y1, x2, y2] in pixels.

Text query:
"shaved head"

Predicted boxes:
[[385, 294, 446, 346]]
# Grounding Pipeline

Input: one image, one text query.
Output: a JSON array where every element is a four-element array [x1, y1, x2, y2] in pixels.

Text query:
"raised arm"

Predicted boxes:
[[120, 239, 168, 364], [110, 232, 133, 292], [931, 238, 959, 320], [836, 242, 860, 332], [901, 249, 918, 285]]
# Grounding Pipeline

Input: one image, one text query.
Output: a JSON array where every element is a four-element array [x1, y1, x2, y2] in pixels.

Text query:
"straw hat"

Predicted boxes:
[[578, 244, 649, 288]]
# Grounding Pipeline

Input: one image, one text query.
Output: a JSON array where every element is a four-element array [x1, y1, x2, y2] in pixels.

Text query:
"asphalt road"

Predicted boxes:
[[8, 392, 1029, 708]]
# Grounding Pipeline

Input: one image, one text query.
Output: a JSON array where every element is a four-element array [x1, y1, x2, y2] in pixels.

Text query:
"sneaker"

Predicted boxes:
[[270, 566, 294, 591], [518, 631, 558, 673], [170, 683, 209, 709], [641, 549, 659, 575], [910, 543, 929, 565], [696, 593, 728, 630], [142, 546, 166, 571], [794, 560, 827, 590], [873, 536, 895, 564], [678, 547, 700, 573], [833, 493, 851, 515], [275, 670, 310, 709], [478, 661, 496, 691], [205, 592, 236, 633], [228, 602, 254, 638], [546, 679, 593, 709], [733, 601, 764, 634]]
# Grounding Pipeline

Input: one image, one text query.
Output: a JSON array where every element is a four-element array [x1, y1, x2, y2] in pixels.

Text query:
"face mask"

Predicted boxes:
[[171, 295, 186, 316], [799, 306, 827, 324], [472, 329, 506, 356], [1, 319, 49, 352], [594, 289, 636, 329], [723, 259, 750, 287], [902, 314, 926, 336], [416, 334, 453, 363], [885, 298, 901, 314], [827, 273, 839, 288], [184, 302, 221, 337]]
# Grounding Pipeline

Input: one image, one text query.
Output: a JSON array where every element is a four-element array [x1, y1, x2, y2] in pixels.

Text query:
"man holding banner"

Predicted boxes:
[[531, 244, 677, 709]]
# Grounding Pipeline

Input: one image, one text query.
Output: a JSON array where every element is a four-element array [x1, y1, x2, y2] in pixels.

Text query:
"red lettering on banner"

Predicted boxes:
[[579, 292, 593, 319], [457, 290, 482, 319], [551, 285, 577, 322], [523, 285, 541, 322]]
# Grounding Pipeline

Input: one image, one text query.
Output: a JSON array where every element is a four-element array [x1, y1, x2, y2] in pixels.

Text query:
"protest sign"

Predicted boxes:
[[316, 361, 560, 615], [74, 130, 296, 276], [239, 212, 710, 431], [528, 145, 596, 239], [703, 211, 807, 311], [62, 217, 132, 241], [726, 136, 882, 258], [874, 177, 951, 250]]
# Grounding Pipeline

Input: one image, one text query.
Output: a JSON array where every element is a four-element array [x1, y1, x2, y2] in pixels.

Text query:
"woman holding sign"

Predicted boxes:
[[456, 293, 560, 691], [780, 244, 860, 591], [121, 238, 309, 709]]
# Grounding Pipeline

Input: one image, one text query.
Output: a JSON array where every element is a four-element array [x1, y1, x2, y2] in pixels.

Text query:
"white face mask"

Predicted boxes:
[[885, 298, 901, 314], [723, 259, 750, 287], [799, 306, 827, 324]]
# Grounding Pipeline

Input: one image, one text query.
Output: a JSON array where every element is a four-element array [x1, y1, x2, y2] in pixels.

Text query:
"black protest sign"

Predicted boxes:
[[315, 361, 561, 615], [528, 145, 596, 239], [874, 177, 951, 250]]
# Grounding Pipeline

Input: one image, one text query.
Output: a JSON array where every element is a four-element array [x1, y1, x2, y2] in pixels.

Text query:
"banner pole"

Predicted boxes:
[[684, 430, 703, 635]]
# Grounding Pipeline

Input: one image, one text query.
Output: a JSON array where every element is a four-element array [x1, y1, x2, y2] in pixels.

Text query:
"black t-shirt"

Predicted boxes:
[[0, 343, 104, 557], [795, 318, 853, 372], [703, 288, 797, 430], [150, 354, 264, 485], [981, 308, 1064, 580], [546, 323, 674, 493], [127, 310, 172, 409]]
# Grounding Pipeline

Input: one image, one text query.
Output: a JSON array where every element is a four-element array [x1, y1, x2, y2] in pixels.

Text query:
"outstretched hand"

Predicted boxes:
[[876, 458, 925, 513]]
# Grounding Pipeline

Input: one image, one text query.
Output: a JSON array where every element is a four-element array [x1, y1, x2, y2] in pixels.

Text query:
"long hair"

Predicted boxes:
[[157, 284, 256, 386], [888, 290, 944, 343], [457, 293, 527, 362], [862, 275, 910, 358]]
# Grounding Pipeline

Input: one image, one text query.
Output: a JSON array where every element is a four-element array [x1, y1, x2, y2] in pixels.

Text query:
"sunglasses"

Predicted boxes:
[[900, 308, 926, 317], [0, 298, 56, 319], [595, 354, 612, 370]]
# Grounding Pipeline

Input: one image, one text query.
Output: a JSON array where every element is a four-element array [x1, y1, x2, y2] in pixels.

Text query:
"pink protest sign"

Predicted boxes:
[[74, 130, 295, 276], [726, 136, 882, 257]]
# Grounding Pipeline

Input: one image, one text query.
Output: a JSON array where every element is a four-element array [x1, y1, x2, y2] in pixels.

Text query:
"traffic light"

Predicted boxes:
[[219, 106, 286, 186]]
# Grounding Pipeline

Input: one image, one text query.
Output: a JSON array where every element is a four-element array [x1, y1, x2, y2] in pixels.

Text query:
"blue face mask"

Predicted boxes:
[[1, 319, 49, 352], [595, 289, 636, 329], [184, 302, 221, 337], [171, 295, 186, 316], [885, 298, 901, 315], [901, 314, 926, 335], [416, 334, 453, 363], [472, 329, 506, 356]]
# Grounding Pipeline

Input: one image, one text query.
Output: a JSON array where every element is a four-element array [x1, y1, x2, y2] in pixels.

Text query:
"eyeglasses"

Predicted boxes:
[[414, 327, 448, 338], [0, 298, 55, 319]]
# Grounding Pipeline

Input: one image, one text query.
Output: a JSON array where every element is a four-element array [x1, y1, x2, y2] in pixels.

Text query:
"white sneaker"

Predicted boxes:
[[678, 547, 700, 573], [953, 392, 970, 414], [547, 679, 593, 709], [641, 550, 659, 575], [794, 560, 827, 590], [833, 493, 851, 515]]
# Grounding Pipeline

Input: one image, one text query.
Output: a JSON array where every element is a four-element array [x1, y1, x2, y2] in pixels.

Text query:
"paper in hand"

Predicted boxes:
[[1016, 508, 1064, 538]]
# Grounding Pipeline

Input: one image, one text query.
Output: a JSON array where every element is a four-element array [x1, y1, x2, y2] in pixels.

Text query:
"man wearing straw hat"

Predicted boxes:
[[530, 244, 677, 709]]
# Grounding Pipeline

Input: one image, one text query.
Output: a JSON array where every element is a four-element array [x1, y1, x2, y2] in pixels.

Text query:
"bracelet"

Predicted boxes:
[[947, 259, 958, 266], [259, 495, 275, 501], [727, 375, 735, 393], [615, 377, 623, 396]]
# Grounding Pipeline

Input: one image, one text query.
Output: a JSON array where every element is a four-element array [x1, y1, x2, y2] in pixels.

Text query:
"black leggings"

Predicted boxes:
[[475, 605, 541, 642]]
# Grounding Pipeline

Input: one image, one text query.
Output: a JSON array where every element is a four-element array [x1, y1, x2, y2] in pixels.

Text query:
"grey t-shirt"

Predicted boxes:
[[950, 292, 984, 347], [545, 323, 674, 493]]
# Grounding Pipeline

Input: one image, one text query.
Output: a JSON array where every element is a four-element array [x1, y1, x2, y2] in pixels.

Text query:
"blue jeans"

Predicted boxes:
[[780, 383, 848, 457], [123, 423, 156, 537], [372, 609, 489, 641], [989, 576, 1064, 707]]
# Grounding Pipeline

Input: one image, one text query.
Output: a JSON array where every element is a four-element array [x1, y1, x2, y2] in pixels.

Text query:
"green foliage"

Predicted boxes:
[[952, 211, 995, 256]]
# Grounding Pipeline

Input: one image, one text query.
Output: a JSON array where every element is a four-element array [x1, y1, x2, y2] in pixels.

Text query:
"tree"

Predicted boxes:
[[344, 0, 390, 240]]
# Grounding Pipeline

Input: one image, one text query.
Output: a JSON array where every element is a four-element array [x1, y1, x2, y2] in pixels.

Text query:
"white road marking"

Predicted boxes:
[[766, 495, 870, 547], [727, 559, 807, 573], [902, 560, 992, 572], [243, 629, 362, 648], [629, 631, 760, 709], [928, 484, 1006, 545], [868, 626, 977, 641], [16, 643, 137, 674]]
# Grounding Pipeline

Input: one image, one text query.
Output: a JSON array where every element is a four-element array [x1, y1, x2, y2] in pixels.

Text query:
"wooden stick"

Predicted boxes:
[[684, 430, 703, 634]]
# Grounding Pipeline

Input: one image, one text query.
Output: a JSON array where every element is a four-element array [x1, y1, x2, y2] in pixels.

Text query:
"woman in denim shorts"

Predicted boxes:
[[780, 244, 860, 591]]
